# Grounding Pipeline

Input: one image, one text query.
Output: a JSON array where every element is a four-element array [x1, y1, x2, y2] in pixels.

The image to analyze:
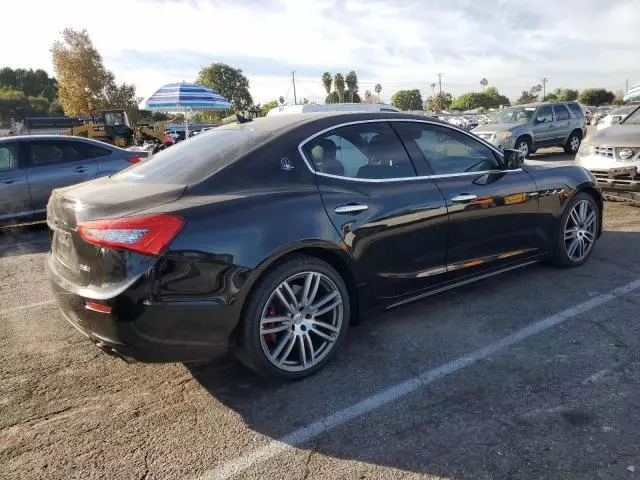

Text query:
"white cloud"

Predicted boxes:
[[5, 0, 640, 104]]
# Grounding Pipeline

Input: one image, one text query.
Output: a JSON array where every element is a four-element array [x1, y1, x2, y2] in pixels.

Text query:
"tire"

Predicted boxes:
[[235, 255, 350, 380], [552, 192, 600, 268], [515, 136, 531, 158], [564, 131, 581, 154]]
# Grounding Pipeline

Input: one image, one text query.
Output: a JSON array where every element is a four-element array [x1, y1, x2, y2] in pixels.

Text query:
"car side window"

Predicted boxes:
[[395, 122, 500, 175], [553, 105, 570, 121], [304, 122, 416, 180], [28, 142, 65, 166], [566, 103, 583, 119], [0, 144, 19, 171], [535, 106, 553, 123], [73, 142, 112, 159]]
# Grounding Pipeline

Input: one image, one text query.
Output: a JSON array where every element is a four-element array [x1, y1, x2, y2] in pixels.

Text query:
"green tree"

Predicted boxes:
[[0, 88, 50, 125], [197, 63, 252, 112], [425, 92, 453, 112], [480, 78, 488, 92], [516, 90, 538, 104], [391, 89, 423, 111], [0, 67, 58, 101], [279, 96, 285, 105], [530, 84, 542, 100], [333, 73, 346, 103], [260, 100, 278, 116], [543, 88, 579, 102], [374, 83, 382, 101], [321, 72, 332, 97], [578, 88, 615, 106], [364, 90, 373, 103], [326, 90, 360, 104], [345, 71, 358, 102], [450, 87, 510, 110]]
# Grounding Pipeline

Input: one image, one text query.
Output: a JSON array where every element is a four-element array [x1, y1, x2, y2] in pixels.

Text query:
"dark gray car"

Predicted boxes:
[[0, 135, 142, 226]]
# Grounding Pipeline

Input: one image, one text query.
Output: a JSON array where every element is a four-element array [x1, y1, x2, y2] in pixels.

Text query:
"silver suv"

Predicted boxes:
[[472, 101, 586, 158]]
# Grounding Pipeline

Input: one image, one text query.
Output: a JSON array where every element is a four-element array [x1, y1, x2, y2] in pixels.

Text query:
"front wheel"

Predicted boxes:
[[236, 256, 350, 379], [552, 192, 599, 267], [515, 136, 531, 158], [564, 132, 581, 154]]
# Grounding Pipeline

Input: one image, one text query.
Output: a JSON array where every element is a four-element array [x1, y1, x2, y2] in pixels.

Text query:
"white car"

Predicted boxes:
[[577, 104, 640, 199], [597, 105, 637, 130], [266, 103, 401, 116]]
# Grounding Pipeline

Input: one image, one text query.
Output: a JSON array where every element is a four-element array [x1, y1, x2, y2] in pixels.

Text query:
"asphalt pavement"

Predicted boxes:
[[1, 147, 640, 480]]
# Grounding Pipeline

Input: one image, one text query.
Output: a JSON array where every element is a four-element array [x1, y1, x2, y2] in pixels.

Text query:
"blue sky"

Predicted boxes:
[[5, 0, 640, 104]]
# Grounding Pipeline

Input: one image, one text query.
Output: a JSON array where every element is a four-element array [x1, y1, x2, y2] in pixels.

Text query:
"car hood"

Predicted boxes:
[[588, 124, 640, 146], [472, 122, 525, 134]]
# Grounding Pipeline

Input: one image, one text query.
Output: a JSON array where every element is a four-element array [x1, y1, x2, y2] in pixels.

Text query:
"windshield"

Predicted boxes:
[[621, 105, 640, 125], [114, 127, 272, 184], [496, 107, 535, 123]]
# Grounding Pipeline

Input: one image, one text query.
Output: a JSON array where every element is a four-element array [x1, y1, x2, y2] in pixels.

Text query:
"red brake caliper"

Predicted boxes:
[[264, 306, 277, 344]]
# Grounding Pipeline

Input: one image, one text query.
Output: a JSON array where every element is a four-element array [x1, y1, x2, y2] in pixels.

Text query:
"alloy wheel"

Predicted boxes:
[[564, 200, 597, 262], [570, 135, 580, 152], [259, 271, 344, 372], [517, 141, 529, 157]]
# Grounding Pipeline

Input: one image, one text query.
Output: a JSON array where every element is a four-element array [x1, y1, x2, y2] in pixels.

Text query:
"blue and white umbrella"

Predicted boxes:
[[145, 82, 232, 136]]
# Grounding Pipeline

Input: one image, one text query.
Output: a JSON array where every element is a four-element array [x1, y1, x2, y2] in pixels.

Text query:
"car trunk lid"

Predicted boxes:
[[47, 178, 186, 289]]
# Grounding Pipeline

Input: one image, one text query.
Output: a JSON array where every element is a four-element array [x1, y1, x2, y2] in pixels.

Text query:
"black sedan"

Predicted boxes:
[[46, 112, 603, 379]]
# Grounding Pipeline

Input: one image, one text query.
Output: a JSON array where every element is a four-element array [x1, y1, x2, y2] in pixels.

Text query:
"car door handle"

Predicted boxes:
[[451, 194, 477, 203], [74, 166, 88, 173], [334, 204, 369, 214], [0, 178, 20, 184]]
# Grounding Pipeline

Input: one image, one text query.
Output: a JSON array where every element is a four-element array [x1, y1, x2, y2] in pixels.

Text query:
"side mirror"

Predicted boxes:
[[503, 149, 525, 169]]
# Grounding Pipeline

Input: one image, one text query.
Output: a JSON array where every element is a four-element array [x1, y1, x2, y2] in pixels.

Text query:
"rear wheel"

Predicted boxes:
[[236, 256, 350, 379], [552, 192, 599, 267], [564, 131, 581, 154]]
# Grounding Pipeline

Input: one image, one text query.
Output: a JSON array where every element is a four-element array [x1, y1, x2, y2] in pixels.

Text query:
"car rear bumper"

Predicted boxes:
[[46, 253, 234, 363]]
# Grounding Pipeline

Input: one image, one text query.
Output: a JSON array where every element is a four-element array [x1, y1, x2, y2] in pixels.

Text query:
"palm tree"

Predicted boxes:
[[321, 72, 332, 96], [480, 78, 488, 92], [430, 83, 436, 97], [279, 96, 285, 105], [364, 90, 372, 103], [334, 73, 346, 103], [374, 83, 382, 102], [345, 71, 358, 102]]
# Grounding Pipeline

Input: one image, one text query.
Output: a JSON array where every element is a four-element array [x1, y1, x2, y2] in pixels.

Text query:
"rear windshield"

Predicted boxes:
[[114, 127, 272, 184]]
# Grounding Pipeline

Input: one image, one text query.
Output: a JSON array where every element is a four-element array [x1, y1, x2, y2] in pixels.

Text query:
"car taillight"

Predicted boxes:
[[126, 155, 143, 163], [77, 214, 184, 256]]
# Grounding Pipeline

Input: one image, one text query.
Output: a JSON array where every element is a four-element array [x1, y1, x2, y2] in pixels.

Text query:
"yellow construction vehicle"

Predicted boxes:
[[65, 110, 166, 147]]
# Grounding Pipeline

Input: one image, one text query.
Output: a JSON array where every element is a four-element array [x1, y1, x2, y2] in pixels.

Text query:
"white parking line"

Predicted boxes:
[[0, 300, 56, 316], [198, 277, 640, 480]]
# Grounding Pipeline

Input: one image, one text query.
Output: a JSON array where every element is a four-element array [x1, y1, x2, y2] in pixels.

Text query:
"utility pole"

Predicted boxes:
[[626, 78, 629, 92], [436, 73, 444, 112], [541, 77, 548, 100], [292, 71, 297, 105]]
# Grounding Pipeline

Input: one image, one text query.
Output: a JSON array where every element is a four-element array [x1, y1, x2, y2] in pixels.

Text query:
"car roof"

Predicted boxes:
[[215, 112, 446, 137], [0, 135, 120, 149]]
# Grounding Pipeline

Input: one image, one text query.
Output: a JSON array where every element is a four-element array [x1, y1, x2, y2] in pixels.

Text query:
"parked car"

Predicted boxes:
[[47, 112, 603, 380], [596, 105, 637, 130], [576, 103, 640, 200], [471, 101, 586, 158], [589, 106, 610, 126], [0, 135, 142, 227]]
